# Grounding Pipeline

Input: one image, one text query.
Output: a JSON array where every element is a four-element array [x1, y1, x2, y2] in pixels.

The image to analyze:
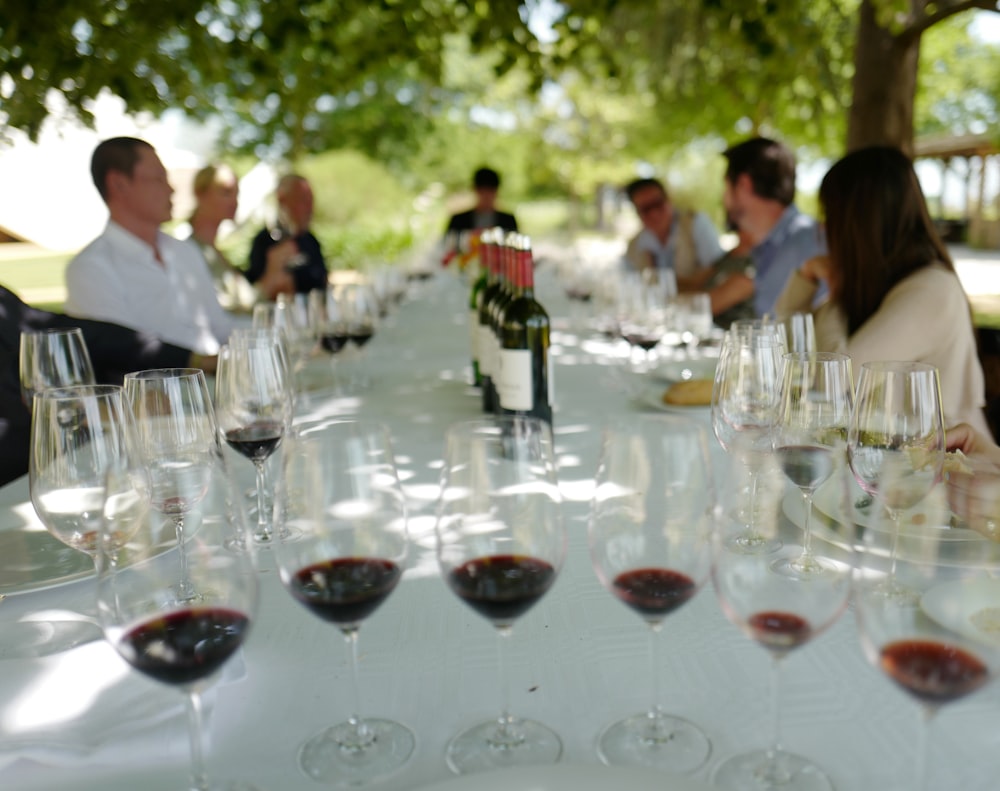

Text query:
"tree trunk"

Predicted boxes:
[[846, 0, 922, 155]]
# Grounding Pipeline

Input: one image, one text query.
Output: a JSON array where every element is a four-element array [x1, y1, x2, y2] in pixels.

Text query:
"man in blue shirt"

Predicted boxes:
[[719, 137, 825, 317]]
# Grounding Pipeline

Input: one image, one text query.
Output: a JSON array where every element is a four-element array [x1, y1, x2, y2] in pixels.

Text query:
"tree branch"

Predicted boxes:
[[899, 0, 1000, 46]]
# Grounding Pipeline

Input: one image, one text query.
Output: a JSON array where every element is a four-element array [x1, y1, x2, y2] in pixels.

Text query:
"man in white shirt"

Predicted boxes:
[[65, 137, 236, 356], [623, 178, 723, 283]]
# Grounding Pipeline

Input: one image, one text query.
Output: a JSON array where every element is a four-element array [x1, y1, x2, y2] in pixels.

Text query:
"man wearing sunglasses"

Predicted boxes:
[[623, 178, 723, 285]]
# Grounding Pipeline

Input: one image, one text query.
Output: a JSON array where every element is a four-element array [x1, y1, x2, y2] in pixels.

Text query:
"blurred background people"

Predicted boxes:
[[623, 177, 722, 283], [185, 163, 292, 311], [65, 136, 235, 356], [247, 174, 329, 295], [775, 145, 990, 435], [445, 167, 519, 234]]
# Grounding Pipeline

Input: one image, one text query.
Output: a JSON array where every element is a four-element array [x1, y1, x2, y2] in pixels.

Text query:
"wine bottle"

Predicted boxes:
[[468, 230, 489, 387], [497, 235, 553, 426], [487, 232, 517, 414], [477, 229, 504, 411]]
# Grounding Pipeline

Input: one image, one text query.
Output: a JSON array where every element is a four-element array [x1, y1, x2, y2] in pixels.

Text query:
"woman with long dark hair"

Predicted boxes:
[[775, 145, 990, 435]]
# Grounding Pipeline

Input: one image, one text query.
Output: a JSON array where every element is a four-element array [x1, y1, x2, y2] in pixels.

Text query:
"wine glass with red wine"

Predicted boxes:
[[854, 490, 1000, 791], [215, 337, 291, 546], [96, 451, 259, 791], [308, 285, 350, 357], [275, 419, 414, 785], [589, 416, 715, 773], [435, 415, 567, 775], [710, 455, 852, 791]]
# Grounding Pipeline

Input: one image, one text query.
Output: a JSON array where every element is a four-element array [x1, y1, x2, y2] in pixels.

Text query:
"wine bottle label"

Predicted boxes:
[[478, 323, 493, 376], [468, 310, 479, 362], [498, 349, 532, 410]]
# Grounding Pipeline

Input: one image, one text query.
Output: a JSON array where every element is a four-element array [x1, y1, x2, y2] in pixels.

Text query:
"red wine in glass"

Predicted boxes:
[[350, 327, 375, 348], [320, 333, 349, 354], [119, 608, 249, 686], [612, 568, 697, 622], [224, 421, 284, 463], [622, 331, 662, 351], [747, 611, 813, 652], [289, 558, 402, 627], [447, 554, 555, 626], [880, 639, 989, 704]]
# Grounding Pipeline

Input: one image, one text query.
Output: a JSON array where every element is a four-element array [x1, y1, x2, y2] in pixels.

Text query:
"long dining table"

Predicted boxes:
[[1, 258, 998, 791]]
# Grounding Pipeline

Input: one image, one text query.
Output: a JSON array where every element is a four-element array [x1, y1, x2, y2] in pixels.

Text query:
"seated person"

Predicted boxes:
[[775, 146, 990, 435], [945, 423, 1000, 541], [184, 163, 292, 312], [247, 174, 328, 295], [694, 224, 757, 329], [1, 283, 211, 487], [65, 137, 236, 356], [718, 137, 825, 317], [445, 167, 519, 236], [623, 178, 722, 283]]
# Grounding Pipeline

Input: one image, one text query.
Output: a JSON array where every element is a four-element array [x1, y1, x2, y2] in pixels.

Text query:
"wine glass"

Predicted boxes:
[[710, 456, 853, 790], [275, 419, 413, 785], [847, 361, 945, 596], [19, 327, 95, 403], [774, 312, 816, 354], [673, 293, 714, 355], [215, 336, 291, 545], [589, 416, 715, 773], [772, 352, 854, 578], [436, 416, 567, 774], [339, 282, 379, 350], [308, 285, 349, 357], [29, 384, 136, 560], [124, 368, 219, 602], [96, 451, 259, 791], [854, 491, 1000, 791], [711, 330, 784, 553]]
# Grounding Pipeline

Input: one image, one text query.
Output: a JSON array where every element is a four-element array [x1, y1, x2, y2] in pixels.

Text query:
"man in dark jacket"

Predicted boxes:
[[1, 284, 209, 486]]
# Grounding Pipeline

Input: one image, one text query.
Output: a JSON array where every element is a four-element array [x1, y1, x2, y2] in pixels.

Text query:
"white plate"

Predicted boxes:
[[811, 473, 958, 533], [411, 764, 716, 791], [921, 578, 1000, 646], [648, 357, 718, 385]]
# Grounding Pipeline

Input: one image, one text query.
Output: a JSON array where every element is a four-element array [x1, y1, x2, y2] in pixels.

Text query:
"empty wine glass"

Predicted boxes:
[[773, 312, 816, 354], [19, 327, 95, 404], [711, 456, 853, 790], [847, 361, 945, 597], [96, 452, 259, 791], [436, 416, 567, 774], [772, 352, 854, 578], [854, 491, 1000, 791], [124, 368, 219, 602], [30, 385, 135, 560], [275, 419, 413, 785], [215, 337, 291, 545], [589, 416, 715, 773], [711, 330, 784, 553]]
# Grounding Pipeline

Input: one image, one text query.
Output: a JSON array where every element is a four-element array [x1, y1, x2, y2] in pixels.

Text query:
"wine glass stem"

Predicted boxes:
[[800, 491, 815, 560], [343, 628, 372, 746], [646, 623, 666, 730], [916, 706, 935, 791], [888, 508, 902, 583], [494, 625, 517, 740], [186, 689, 209, 791], [253, 461, 271, 542], [746, 463, 761, 539], [174, 516, 196, 601]]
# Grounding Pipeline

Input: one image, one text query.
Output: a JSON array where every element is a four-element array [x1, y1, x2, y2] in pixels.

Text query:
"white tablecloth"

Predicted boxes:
[[1, 266, 998, 790]]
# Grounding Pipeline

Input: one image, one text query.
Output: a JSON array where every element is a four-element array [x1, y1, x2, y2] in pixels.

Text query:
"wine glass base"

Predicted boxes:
[[298, 718, 415, 786], [770, 554, 842, 581], [712, 747, 833, 791], [597, 712, 710, 774], [446, 716, 562, 775], [726, 533, 782, 556]]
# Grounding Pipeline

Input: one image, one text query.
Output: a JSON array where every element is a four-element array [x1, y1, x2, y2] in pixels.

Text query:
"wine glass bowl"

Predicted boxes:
[[588, 416, 715, 773], [19, 327, 95, 404], [29, 384, 134, 558], [275, 418, 413, 786], [436, 416, 567, 775]]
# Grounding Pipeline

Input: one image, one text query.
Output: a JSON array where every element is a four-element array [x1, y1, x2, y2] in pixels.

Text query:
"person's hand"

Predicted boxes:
[[188, 352, 218, 375], [943, 423, 1000, 540], [259, 241, 296, 299], [799, 255, 830, 285]]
